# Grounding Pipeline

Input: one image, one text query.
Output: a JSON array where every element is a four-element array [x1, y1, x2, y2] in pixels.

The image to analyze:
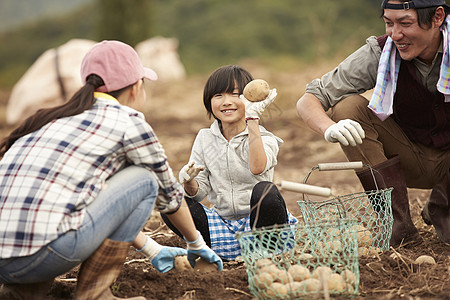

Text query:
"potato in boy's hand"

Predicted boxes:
[[243, 79, 270, 102]]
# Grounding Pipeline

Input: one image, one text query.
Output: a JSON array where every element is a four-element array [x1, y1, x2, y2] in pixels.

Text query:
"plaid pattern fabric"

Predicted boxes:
[[0, 95, 183, 258], [203, 205, 298, 261], [368, 36, 400, 121], [437, 16, 450, 102], [76, 239, 129, 299], [369, 16, 450, 120]]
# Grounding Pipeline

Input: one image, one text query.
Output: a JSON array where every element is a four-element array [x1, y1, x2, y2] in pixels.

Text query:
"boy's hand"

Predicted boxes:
[[179, 161, 205, 184], [241, 89, 277, 120]]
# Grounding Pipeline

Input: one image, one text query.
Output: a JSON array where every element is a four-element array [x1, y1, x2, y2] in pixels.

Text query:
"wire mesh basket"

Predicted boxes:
[[295, 162, 394, 252], [236, 219, 360, 299]]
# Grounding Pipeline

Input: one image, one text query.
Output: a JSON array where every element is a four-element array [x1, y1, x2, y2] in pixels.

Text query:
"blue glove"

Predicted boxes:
[[138, 236, 187, 273], [150, 246, 187, 273], [185, 231, 223, 271]]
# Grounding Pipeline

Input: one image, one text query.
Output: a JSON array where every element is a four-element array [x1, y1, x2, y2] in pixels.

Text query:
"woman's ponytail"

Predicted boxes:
[[0, 75, 104, 157]]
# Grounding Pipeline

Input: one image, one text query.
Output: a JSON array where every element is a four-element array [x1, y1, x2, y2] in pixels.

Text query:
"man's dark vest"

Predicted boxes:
[[377, 35, 450, 150]]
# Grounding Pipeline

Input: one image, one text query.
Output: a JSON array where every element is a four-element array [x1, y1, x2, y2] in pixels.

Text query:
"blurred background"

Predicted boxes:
[[0, 0, 386, 182], [0, 0, 385, 89]]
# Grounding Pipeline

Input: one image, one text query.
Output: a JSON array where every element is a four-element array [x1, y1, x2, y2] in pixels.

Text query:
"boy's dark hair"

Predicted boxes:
[[203, 65, 253, 120]]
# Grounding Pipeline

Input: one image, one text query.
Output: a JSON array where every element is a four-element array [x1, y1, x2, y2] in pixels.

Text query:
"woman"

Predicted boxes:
[[0, 40, 222, 300]]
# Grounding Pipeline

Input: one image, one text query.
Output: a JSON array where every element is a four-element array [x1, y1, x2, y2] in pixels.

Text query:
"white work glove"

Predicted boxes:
[[185, 231, 223, 271], [324, 119, 365, 147], [178, 161, 205, 184], [137, 236, 187, 273], [240, 88, 277, 120]]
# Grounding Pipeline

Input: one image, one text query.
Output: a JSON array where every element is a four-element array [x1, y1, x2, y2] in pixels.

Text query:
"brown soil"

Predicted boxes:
[[1, 64, 449, 299]]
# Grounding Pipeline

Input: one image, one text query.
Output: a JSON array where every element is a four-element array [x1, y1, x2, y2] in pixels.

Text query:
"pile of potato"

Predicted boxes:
[[321, 224, 382, 257], [351, 224, 384, 257], [252, 258, 356, 298], [246, 222, 388, 298]]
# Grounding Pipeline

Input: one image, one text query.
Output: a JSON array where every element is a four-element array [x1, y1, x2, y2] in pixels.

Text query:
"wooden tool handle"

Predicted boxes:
[[317, 161, 363, 171], [280, 181, 331, 197]]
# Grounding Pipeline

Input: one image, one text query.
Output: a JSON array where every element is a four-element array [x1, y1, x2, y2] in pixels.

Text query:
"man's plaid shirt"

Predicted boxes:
[[0, 95, 183, 258]]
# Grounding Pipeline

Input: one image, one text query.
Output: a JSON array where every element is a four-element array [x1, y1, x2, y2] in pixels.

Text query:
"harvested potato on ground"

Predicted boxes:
[[326, 240, 343, 252], [327, 273, 346, 293], [326, 227, 340, 236], [254, 272, 275, 289], [288, 281, 303, 296], [174, 256, 217, 272], [174, 255, 192, 272], [257, 263, 279, 276], [274, 269, 293, 284], [315, 240, 343, 256], [358, 247, 370, 256], [266, 282, 289, 298], [312, 266, 333, 280], [369, 247, 381, 255], [256, 258, 275, 271], [350, 224, 373, 247], [193, 257, 218, 272], [243, 79, 270, 102], [297, 278, 321, 293], [345, 283, 355, 293], [341, 269, 356, 285], [359, 246, 381, 257], [358, 246, 382, 257], [288, 265, 311, 282], [414, 255, 436, 265], [315, 241, 330, 256]]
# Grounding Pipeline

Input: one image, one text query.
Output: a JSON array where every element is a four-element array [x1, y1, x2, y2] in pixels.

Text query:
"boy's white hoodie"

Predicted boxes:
[[186, 120, 283, 220]]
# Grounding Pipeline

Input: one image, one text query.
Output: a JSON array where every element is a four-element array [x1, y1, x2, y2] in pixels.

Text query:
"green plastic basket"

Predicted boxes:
[[237, 219, 360, 299], [297, 163, 394, 251]]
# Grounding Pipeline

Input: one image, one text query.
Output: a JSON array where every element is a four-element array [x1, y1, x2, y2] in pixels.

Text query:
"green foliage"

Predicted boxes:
[[0, 0, 386, 89], [151, 0, 385, 73], [96, 0, 153, 46]]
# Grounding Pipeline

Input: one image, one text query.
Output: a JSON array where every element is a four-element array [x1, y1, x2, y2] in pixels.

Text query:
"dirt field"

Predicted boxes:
[[1, 63, 449, 299]]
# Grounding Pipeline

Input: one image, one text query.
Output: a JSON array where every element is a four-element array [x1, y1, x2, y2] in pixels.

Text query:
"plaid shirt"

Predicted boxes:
[[0, 94, 183, 258]]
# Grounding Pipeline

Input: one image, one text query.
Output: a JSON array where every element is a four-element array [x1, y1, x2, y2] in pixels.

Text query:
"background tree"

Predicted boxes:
[[0, 0, 383, 89], [96, 0, 153, 46]]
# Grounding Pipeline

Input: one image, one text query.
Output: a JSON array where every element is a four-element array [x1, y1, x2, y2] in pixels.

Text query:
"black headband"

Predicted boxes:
[[382, 0, 448, 9]]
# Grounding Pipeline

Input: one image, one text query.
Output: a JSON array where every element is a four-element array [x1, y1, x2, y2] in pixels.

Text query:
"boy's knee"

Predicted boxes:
[[252, 181, 278, 199]]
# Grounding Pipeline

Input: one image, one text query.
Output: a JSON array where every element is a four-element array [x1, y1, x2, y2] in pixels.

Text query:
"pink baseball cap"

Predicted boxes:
[[81, 40, 158, 92]]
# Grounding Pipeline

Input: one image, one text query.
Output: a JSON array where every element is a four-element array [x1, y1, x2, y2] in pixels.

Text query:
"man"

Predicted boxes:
[[296, 0, 450, 246]]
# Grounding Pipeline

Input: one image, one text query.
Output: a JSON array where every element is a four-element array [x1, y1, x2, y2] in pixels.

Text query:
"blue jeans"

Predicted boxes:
[[0, 166, 157, 284]]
